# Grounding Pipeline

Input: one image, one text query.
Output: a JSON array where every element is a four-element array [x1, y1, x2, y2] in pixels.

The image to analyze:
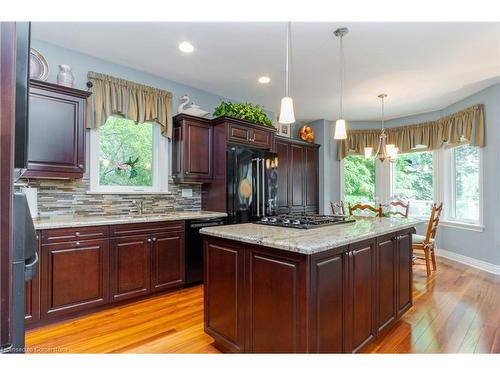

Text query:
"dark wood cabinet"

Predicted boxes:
[[345, 239, 377, 353], [204, 238, 246, 353], [25, 232, 41, 324], [110, 235, 151, 302], [397, 232, 413, 316], [376, 234, 397, 334], [151, 231, 185, 292], [24, 80, 91, 179], [275, 137, 319, 214], [203, 228, 416, 353], [223, 118, 275, 150], [172, 114, 213, 183], [41, 238, 109, 319], [27, 221, 186, 328]]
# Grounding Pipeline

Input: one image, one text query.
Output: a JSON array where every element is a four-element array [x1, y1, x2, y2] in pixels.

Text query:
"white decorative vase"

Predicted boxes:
[[57, 64, 74, 87]]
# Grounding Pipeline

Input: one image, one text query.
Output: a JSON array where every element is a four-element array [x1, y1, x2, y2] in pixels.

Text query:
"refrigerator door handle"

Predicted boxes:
[[261, 159, 265, 216]]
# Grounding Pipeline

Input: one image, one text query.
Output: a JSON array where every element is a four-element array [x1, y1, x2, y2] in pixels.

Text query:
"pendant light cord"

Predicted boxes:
[[339, 34, 344, 119], [381, 95, 385, 130], [285, 22, 291, 97]]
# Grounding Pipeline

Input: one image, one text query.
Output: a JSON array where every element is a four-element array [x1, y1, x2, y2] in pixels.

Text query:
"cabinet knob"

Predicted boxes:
[[76, 241, 80, 247], [79, 164, 84, 169], [75, 232, 80, 237], [147, 238, 152, 243], [152, 237, 157, 242]]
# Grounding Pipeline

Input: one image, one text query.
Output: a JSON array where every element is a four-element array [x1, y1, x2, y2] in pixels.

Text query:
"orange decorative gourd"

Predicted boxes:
[[299, 125, 314, 143]]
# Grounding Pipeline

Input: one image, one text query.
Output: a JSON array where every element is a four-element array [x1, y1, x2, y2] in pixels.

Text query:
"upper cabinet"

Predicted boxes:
[[172, 114, 214, 183], [23, 80, 91, 179], [217, 117, 275, 150], [275, 136, 320, 214]]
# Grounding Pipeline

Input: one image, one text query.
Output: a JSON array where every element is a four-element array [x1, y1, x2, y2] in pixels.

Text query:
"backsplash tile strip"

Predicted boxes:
[[20, 177, 202, 217]]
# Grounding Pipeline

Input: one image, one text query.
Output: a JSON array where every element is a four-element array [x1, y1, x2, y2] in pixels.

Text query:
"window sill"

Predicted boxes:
[[86, 190, 171, 195], [439, 220, 485, 232]]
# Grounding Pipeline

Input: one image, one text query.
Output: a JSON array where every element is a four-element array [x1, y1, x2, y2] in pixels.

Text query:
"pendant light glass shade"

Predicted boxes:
[[279, 97, 295, 124], [334, 119, 347, 139], [279, 22, 295, 125]]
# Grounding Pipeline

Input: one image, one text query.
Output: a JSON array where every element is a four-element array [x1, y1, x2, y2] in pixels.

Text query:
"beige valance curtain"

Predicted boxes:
[[338, 104, 485, 160], [86, 71, 173, 138]]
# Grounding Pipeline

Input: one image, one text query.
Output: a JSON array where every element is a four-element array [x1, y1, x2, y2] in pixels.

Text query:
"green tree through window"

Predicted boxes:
[[99, 117, 154, 187], [343, 155, 376, 206]]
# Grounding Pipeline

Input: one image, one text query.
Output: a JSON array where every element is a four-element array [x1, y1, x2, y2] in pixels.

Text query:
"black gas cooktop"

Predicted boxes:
[[255, 213, 355, 229]]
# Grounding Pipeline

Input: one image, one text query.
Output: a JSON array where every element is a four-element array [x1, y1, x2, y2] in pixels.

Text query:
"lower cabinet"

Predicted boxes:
[[345, 239, 377, 353], [110, 235, 151, 302], [41, 239, 110, 319], [151, 232, 185, 292], [204, 228, 415, 353], [28, 221, 185, 327]]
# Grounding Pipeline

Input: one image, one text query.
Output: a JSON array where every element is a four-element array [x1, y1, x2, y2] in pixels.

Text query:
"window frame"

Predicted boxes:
[[441, 145, 484, 229], [89, 119, 169, 194]]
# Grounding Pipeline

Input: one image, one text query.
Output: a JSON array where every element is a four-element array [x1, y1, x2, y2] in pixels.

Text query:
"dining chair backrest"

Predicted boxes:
[[348, 203, 383, 217], [385, 200, 410, 218], [330, 201, 345, 215], [424, 202, 443, 244]]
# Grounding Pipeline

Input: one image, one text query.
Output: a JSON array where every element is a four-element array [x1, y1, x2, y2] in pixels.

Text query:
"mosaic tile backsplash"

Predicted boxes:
[[20, 178, 202, 217]]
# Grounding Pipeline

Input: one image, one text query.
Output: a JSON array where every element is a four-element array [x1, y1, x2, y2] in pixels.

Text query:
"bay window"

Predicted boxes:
[[342, 155, 376, 206]]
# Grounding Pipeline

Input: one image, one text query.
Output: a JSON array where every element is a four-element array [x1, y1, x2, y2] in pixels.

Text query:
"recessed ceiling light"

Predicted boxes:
[[178, 41, 194, 53], [258, 76, 271, 84]]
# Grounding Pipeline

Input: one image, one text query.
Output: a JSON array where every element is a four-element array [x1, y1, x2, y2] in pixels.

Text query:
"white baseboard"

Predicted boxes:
[[436, 248, 500, 275]]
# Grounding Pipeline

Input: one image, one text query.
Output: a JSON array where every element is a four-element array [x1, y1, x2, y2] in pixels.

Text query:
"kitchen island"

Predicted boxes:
[[200, 217, 423, 353]]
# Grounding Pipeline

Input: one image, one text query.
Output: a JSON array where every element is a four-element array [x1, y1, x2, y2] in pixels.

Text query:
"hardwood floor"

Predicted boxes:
[[26, 257, 500, 353]]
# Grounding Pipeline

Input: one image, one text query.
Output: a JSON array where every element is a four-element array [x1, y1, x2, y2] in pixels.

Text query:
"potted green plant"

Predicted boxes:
[[213, 101, 274, 128]]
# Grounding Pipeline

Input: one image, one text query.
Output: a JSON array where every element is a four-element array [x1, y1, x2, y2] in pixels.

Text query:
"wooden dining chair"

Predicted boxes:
[[348, 203, 383, 217], [412, 202, 443, 276], [385, 200, 410, 218], [330, 201, 345, 215]]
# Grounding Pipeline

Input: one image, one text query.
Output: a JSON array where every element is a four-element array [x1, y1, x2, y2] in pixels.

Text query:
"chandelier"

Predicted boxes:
[[364, 93, 398, 162]]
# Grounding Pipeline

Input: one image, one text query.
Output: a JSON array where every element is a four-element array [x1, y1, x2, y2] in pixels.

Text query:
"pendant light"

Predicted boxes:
[[279, 22, 295, 124], [333, 27, 349, 140], [365, 94, 398, 162]]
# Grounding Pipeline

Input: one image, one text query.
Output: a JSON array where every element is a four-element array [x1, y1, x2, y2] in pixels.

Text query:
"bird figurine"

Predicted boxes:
[[177, 95, 210, 117]]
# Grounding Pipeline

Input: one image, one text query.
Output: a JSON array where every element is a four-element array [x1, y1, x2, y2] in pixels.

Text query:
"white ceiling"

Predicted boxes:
[[32, 22, 500, 122]]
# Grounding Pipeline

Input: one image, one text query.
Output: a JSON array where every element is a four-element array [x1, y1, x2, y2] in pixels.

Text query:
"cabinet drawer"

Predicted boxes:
[[227, 123, 251, 143], [41, 225, 109, 244], [109, 221, 185, 237]]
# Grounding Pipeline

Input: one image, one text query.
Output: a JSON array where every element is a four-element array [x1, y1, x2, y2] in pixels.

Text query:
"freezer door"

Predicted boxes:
[[263, 153, 278, 216]]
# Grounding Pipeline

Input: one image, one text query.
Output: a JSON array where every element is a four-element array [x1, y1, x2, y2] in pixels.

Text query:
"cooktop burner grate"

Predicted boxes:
[[255, 214, 355, 229]]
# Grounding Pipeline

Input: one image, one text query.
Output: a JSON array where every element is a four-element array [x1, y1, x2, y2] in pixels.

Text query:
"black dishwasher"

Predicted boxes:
[[185, 217, 226, 286]]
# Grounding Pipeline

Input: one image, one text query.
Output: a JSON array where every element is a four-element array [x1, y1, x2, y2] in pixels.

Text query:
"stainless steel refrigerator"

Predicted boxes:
[[226, 144, 278, 224]]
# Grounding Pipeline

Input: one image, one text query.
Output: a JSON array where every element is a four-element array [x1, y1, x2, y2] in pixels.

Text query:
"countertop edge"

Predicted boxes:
[[33, 212, 228, 230], [201, 221, 423, 255]]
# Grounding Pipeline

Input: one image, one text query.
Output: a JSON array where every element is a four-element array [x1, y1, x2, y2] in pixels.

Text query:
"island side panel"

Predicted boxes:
[[203, 237, 246, 353], [396, 230, 414, 317], [376, 233, 398, 335]]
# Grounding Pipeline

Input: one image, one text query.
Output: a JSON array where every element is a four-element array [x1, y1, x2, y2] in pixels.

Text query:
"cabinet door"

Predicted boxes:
[[397, 232, 413, 316], [251, 128, 273, 149], [304, 146, 319, 213], [345, 240, 376, 353], [227, 123, 251, 144], [24, 82, 88, 179], [151, 231, 185, 292], [41, 239, 109, 319], [25, 234, 41, 324], [276, 140, 290, 213], [376, 235, 397, 334], [289, 144, 305, 211], [310, 253, 345, 353], [110, 235, 150, 302], [184, 120, 213, 180], [204, 238, 246, 353]]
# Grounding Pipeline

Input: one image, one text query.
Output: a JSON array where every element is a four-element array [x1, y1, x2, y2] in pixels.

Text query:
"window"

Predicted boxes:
[[342, 155, 376, 206], [448, 145, 480, 224], [393, 151, 434, 217], [90, 116, 168, 193]]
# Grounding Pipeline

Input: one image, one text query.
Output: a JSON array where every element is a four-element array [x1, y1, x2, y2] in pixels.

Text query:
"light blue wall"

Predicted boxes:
[[313, 84, 499, 265], [31, 39, 274, 119]]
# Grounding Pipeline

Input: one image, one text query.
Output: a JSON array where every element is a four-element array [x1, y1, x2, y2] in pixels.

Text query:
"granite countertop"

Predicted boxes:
[[33, 211, 227, 230], [200, 217, 425, 255]]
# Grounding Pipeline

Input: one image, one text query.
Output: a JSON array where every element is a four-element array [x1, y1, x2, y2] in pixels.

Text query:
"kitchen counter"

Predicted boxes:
[[33, 211, 227, 230], [200, 216, 424, 255]]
